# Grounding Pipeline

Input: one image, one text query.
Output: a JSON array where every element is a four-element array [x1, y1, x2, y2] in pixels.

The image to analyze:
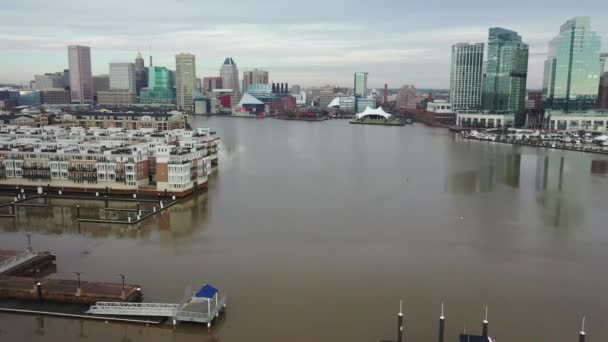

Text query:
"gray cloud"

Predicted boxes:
[[1, 0, 607, 88]]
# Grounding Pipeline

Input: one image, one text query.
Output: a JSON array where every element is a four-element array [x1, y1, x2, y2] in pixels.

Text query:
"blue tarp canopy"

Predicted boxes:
[[195, 284, 219, 299]]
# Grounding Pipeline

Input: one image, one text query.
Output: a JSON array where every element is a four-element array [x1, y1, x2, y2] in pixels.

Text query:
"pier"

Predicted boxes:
[[0, 189, 182, 225]]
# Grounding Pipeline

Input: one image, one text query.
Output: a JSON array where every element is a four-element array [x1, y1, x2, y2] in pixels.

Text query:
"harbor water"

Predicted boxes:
[[1, 118, 608, 341]]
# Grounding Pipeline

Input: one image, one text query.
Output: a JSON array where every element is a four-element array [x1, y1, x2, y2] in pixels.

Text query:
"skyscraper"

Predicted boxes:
[[450, 43, 484, 111], [482, 28, 529, 113], [203, 77, 223, 92], [140, 66, 175, 104], [220, 58, 239, 93], [134, 51, 147, 95], [354, 72, 368, 98], [600, 52, 608, 74], [68, 45, 93, 103], [543, 17, 601, 111], [242, 69, 269, 93], [175, 53, 196, 112], [34, 72, 66, 90], [109, 63, 136, 92]]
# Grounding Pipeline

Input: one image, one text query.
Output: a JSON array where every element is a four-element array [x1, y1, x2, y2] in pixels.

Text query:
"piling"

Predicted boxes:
[[136, 202, 140, 215], [11, 202, 15, 216], [44, 193, 48, 205], [76, 205, 80, 219], [438, 302, 445, 342], [397, 300, 404, 342], [482, 306, 489, 337], [36, 281, 42, 302], [104, 196, 109, 209]]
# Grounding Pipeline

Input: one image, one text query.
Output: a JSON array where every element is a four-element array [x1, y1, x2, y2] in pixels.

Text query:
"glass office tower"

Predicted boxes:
[[482, 28, 529, 113], [450, 43, 484, 110], [140, 66, 175, 104], [543, 17, 601, 111], [354, 72, 368, 98]]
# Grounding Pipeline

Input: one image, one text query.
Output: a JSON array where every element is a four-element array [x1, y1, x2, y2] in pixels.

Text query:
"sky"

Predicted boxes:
[[1, 0, 607, 89]]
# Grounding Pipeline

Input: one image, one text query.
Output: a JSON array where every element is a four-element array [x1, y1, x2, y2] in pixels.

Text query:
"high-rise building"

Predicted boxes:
[[600, 53, 608, 74], [319, 86, 334, 108], [290, 84, 301, 95], [450, 43, 484, 110], [34, 72, 65, 90], [482, 28, 529, 113], [140, 66, 175, 104], [203, 77, 223, 92], [134, 51, 147, 95], [220, 58, 239, 93], [92, 75, 110, 102], [97, 63, 137, 106], [396, 85, 418, 110], [242, 69, 269, 93], [196, 78, 202, 93], [175, 53, 196, 112], [109, 63, 136, 92], [599, 73, 608, 109], [68, 45, 93, 103], [543, 17, 601, 111], [354, 72, 368, 98]]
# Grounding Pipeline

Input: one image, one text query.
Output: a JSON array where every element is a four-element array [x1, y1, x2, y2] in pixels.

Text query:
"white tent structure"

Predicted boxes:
[[354, 106, 392, 120], [238, 93, 264, 107]]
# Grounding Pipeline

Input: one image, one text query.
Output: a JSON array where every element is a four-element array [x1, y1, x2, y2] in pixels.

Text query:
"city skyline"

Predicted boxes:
[[1, 1, 608, 88]]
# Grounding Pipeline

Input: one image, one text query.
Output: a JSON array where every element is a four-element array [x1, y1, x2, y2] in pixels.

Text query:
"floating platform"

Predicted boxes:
[[0, 275, 141, 305], [88, 284, 226, 327]]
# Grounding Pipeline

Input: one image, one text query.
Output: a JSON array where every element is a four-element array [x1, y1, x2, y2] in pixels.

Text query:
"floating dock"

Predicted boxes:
[[88, 284, 226, 327]]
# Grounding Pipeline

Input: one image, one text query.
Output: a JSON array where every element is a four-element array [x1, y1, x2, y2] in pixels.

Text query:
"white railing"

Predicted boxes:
[[88, 302, 180, 317], [88, 294, 226, 324]]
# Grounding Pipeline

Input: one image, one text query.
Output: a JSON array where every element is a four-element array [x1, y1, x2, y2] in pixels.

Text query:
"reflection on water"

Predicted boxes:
[[0, 192, 210, 242], [447, 147, 593, 230], [591, 159, 608, 174]]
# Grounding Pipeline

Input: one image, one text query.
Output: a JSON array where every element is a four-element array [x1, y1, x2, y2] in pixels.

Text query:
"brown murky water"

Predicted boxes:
[[1, 117, 608, 342]]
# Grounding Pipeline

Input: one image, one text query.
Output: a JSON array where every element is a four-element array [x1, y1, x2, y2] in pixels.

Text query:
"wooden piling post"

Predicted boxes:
[[76, 205, 80, 219], [482, 306, 488, 337], [438, 302, 445, 342], [397, 300, 404, 342]]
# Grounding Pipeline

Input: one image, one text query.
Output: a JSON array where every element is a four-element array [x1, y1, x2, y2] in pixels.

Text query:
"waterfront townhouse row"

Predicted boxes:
[[0, 126, 219, 197]]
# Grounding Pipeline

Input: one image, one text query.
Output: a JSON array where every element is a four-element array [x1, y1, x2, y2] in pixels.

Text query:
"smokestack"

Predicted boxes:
[[438, 302, 445, 342], [482, 306, 488, 337], [272, 83, 276, 93], [286, 83, 289, 93], [384, 83, 388, 105], [397, 300, 404, 342]]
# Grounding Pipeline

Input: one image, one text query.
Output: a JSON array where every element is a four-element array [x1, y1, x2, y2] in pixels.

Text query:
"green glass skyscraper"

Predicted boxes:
[[140, 66, 175, 104], [481, 28, 529, 113], [543, 17, 601, 111]]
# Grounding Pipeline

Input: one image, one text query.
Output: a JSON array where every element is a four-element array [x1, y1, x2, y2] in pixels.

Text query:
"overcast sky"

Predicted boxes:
[[1, 0, 607, 88]]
